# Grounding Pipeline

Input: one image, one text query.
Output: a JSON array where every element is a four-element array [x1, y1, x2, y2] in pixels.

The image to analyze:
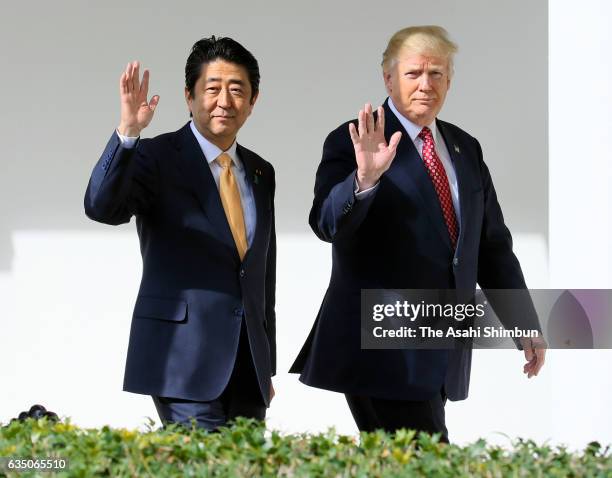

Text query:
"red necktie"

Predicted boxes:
[[418, 126, 459, 248]]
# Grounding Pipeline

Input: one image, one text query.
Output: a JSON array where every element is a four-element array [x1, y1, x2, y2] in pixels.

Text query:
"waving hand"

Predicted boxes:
[[349, 103, 402, 190], [118, 61, 160, 137]]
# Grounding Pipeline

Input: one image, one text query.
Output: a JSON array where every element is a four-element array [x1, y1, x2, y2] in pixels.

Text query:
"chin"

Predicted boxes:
[[210, 124, 231, 133], [416, 109, 436, 119], [212, 128, 236, 139]]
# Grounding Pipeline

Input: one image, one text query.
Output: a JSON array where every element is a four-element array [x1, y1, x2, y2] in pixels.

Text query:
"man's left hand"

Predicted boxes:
[[520, 335, 547, 378]]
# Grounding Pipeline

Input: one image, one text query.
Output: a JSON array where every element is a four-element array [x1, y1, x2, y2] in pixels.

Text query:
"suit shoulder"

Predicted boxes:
[[238, 144, 274, 173], [145, 130, 179, 148], [133, 130, 177, 157], [323, 119, 355, 153], [327, 119, 354, 141], [437, 119, 479, 144]]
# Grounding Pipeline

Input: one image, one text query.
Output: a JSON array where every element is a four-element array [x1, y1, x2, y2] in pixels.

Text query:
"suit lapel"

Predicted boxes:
[[238, 144, 269, 263], [174, 123, 239, 260], [383, 101, 453, 251], [437, 119, 470, 255]]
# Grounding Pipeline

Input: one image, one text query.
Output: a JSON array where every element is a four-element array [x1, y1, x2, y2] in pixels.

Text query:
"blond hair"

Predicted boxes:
[[382, 26, 458, 76]]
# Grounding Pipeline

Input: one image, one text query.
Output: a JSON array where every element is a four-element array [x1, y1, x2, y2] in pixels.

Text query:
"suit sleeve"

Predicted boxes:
[[309, 124, 378, 243], [265, 164, 277, 376], [84, 131, 159, 225], [474, 139, 542, 344], [476, 139, 526, 290]]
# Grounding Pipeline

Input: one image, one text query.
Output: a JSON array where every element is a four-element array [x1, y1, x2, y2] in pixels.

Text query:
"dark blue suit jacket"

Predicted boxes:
[[85, 122, 276, 405], [290, 100, 528, 401]]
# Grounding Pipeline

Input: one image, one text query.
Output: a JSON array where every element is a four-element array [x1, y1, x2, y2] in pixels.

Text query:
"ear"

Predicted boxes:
[[383, 70, 393, 95], [184, 87, 193, 113], [247, 90, 259, 115]]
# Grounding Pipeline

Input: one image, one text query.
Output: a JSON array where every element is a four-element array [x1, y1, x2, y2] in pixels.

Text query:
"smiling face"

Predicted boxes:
[[384, 50, 451, 127], [185, 59, 258, 150]]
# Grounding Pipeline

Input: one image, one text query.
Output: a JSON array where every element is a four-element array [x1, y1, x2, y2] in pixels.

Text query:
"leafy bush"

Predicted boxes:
[[0, 417, 610, 477]]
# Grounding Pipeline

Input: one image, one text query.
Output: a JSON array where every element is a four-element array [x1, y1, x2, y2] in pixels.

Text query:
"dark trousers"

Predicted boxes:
[[345, 388, 449, 443], [152, 320, 266, 431]]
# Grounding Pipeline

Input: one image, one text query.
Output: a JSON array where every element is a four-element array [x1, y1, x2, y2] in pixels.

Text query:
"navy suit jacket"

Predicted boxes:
[[84, 122, 276, 406], [290, 99, 529, 401]]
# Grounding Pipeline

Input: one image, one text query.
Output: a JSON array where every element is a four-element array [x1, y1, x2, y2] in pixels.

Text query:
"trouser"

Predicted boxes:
[[152, 319, 266, 431], [345, 388, 449, 443]]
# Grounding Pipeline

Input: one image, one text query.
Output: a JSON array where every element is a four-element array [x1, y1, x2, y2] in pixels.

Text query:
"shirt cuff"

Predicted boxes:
[[116, 129, 139, 149], [354, 175, 379, 200]]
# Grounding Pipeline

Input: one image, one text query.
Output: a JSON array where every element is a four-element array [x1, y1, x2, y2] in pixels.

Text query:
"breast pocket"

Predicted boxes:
[[471, 187, 484, 214], [133, 296, 188, 323]]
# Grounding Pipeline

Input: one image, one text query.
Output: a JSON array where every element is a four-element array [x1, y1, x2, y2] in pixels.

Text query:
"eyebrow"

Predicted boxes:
[[205, 78, 246, 86], [405, 64, 446, 70], [403, 67, 446, 76]]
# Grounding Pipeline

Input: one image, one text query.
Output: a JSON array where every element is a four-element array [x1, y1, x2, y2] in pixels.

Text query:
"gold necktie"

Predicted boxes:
[[217, 153, 248, 260]]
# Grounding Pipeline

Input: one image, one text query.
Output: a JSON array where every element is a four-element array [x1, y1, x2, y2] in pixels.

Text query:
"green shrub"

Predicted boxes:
[[0, 417, 610, 477]]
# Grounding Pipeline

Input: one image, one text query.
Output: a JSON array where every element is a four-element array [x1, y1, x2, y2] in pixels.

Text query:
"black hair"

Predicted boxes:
[[185, 36, 260, 103]]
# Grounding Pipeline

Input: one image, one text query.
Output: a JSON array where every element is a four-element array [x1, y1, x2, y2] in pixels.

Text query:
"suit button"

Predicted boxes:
[[233, 308, 242, 317], [239, 269, 245, 278], [453, 258, 459, 267]]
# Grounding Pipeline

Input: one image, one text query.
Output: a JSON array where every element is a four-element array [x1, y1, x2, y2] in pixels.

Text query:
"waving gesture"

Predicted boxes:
[[118, 61, 160, 137], [349, 103, 402, 190]]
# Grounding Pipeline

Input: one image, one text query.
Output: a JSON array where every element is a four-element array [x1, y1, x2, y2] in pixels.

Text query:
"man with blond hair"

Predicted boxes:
[[290, 26, 545, 442]]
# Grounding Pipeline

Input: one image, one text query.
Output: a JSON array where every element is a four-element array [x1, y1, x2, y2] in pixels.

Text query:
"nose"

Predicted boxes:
[[418, 74, 433, 91], [217, 87, 232, 108]]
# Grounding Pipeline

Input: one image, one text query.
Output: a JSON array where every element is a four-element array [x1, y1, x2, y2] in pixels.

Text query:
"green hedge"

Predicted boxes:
[[0, 417, 610, 477]]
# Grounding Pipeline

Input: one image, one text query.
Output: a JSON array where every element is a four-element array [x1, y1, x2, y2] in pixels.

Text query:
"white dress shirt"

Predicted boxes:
[[387, 97, 461, 221], [116, 121, 257, 247]]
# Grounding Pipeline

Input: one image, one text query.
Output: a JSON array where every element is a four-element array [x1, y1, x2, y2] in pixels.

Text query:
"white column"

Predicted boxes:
[[549, 0, 612, 448]]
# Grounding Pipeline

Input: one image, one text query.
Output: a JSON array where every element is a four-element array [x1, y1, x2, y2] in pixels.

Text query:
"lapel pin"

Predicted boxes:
[[454, 144, 461, 154], [254, 168, 263, 184]]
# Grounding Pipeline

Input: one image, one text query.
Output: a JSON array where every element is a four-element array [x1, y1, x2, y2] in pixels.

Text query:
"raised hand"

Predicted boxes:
[[118, 61, 160, 137], [349, 103, 402, 190]]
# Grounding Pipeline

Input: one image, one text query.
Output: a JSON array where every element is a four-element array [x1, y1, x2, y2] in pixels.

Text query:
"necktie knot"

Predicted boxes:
[[418, 126, 433, 142], [217, 152, 232, 169]]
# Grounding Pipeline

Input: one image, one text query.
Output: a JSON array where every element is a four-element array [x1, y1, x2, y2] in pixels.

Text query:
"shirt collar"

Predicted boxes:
[[189, 120, 242, 170], [387, 97, 437, 143]]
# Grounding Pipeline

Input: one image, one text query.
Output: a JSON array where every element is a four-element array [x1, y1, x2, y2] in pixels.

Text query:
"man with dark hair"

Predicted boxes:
[[185, 37, 260, 106], [84, 36, 276, 430]]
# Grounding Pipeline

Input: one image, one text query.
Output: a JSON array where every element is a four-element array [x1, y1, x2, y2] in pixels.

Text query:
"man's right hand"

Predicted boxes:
[[117, 61, 160, 137], [349, 103, 402, 191]]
